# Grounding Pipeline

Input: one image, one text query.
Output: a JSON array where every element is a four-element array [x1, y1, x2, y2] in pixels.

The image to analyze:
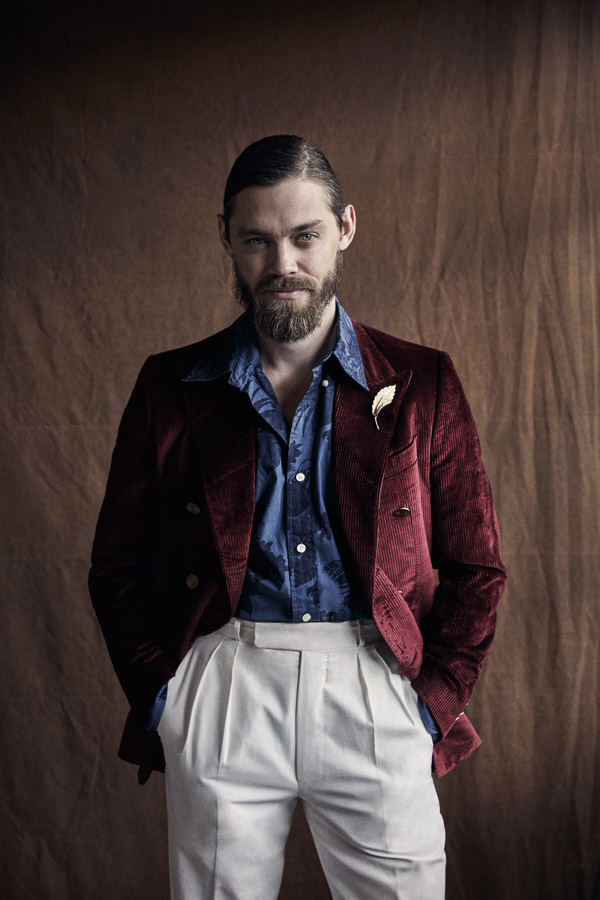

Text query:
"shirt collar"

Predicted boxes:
[[183, 299, 368, 391], [330, 300, 368, 389]]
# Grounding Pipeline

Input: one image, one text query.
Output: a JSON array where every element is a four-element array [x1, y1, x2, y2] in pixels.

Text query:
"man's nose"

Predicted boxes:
[[268, 241, 298, 276]]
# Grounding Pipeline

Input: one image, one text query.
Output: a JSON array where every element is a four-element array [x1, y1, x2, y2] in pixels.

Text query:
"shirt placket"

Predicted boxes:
[[287, 374, 321, 622]]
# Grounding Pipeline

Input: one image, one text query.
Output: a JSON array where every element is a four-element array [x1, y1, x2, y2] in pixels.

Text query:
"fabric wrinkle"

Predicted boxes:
[[216, 638, 240, 776], [180, 636, 228, 767], [369, 642, 419, 726], [355, 645, 389, 854]]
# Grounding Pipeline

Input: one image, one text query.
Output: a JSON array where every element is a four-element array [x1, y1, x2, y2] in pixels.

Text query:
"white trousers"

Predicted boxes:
[[158, 619, 446, 900]]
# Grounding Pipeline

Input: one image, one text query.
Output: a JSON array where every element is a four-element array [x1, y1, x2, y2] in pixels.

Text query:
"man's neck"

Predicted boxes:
[[255, 297, 337, 378], [255, 297, 337, 427]]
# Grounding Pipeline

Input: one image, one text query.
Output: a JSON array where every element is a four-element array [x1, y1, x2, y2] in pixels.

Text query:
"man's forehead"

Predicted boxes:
[[229, 178, 334, 226]]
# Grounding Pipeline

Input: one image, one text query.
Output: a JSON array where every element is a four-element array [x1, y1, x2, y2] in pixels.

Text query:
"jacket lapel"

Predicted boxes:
[[176, 317, 413, 613], [180, 377, 256, 610], [333, 323, 412, 602]]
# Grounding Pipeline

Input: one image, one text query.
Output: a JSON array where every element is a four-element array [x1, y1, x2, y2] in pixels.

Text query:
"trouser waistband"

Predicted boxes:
[[216, 617, 382, 651]]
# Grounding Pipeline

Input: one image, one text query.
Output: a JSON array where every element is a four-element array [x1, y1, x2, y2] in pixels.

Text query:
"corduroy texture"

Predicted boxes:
[[2, 1, 599, 898], [88, 319, 505, 782]]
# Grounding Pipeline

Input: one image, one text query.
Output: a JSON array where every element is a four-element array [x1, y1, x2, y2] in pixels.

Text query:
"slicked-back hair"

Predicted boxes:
[[222, 135, 346, 239]]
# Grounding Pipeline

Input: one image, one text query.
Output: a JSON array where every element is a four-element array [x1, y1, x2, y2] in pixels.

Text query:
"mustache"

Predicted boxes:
[[256, 276, 316, 293]]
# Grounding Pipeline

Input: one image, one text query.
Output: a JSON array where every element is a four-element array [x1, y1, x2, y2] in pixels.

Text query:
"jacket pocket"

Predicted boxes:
[[383, 435, 418, 478]]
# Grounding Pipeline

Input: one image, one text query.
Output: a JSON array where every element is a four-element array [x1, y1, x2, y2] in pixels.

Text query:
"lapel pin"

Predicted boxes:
[[372, 385, 396, 430]]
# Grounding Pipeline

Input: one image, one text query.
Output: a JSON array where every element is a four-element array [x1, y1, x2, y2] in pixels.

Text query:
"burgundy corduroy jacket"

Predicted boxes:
[[89, 317, 506, 783]]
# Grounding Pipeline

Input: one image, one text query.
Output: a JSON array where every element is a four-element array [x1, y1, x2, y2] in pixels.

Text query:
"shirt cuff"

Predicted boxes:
[[418, 696, 441, 742], [144, 683, 168, 732]]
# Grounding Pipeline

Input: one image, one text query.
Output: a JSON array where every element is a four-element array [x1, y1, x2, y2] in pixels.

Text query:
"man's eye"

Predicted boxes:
[[247, 237, 266, 245], [298, 233, 316, 242]]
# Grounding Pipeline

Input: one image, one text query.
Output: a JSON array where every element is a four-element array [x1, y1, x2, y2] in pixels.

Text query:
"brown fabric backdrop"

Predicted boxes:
[[2, 1, 599, 898]]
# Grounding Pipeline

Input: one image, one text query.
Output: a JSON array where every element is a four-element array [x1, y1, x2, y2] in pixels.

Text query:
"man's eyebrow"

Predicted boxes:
[[292, 220, 326, 232], [236, 220, 327, 237]]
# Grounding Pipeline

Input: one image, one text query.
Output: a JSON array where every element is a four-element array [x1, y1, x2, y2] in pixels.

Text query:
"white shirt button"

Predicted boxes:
[[295, 472, 306, 483], [302, 613, 312, 622], [321, 379, 329, 387], [297, 543, 306, 554]]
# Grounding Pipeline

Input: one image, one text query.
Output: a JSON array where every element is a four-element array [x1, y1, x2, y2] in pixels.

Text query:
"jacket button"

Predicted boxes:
[[393, 506, 410, 518], [186, 502, 201, 515], [185, 574, 199, 590]]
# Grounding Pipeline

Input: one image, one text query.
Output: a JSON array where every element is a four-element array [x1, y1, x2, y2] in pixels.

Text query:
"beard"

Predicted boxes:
[[234, 251, 344, 343]]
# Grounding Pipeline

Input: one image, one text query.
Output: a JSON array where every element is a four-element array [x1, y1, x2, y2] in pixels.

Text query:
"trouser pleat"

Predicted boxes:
[[159, 620, 446, 900]]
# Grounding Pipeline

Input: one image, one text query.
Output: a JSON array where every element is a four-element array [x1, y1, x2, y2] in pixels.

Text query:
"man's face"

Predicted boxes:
[[218, 178, 355, 342]]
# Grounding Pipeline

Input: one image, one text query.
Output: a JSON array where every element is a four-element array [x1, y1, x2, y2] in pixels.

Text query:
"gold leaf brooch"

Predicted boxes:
[[372, 385, 396, 430]]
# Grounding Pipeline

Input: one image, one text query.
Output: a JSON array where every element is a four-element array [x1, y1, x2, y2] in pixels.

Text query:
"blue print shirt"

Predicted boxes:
[[185, 300, 371, 623]]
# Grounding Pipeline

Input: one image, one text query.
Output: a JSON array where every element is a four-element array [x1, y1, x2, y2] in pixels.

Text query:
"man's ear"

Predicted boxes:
[[338, 204, 356, 250], [217, 214, 234, 258]]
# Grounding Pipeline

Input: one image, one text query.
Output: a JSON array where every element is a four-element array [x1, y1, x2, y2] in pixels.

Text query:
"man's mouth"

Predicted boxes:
[[258, 278, 315, 301], [262, 288, 307, 299]]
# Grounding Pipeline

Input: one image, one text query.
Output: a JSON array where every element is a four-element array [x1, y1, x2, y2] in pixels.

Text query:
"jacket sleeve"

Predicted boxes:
[[411, 351, 507, 738], [88, 358, 179, 716]]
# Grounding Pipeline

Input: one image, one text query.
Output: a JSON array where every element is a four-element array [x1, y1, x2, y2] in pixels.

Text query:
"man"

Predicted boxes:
[[89, 135, 506, 900]]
